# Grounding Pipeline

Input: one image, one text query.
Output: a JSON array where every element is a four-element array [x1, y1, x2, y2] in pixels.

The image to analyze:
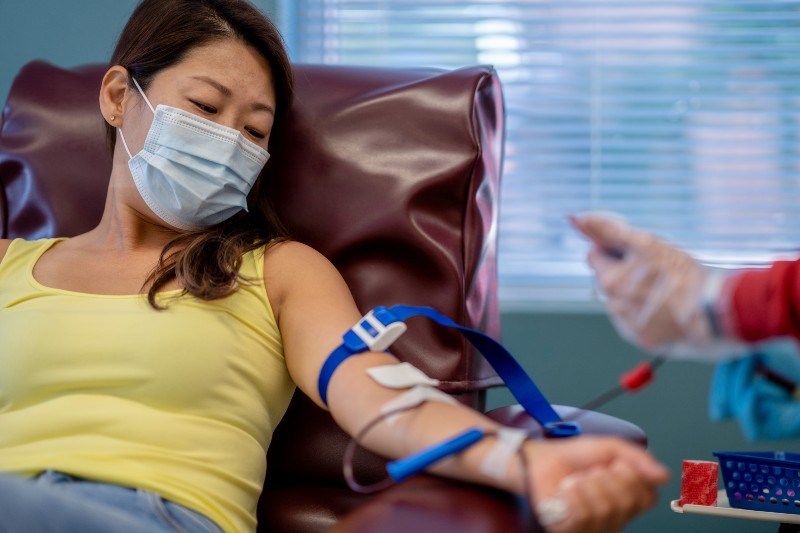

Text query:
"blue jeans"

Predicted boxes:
[[0, 470, 223, 533]]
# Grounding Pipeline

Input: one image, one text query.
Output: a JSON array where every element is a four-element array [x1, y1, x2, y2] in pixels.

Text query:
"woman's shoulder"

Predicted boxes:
[[262, 240, 347, 310], [263, 240, 337, 275], [0, 237, 64, 266], [0, 239, 13, 264]]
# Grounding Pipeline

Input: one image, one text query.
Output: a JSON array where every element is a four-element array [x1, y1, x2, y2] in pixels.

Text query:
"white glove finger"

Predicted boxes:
[[572, 212, 633, 254]]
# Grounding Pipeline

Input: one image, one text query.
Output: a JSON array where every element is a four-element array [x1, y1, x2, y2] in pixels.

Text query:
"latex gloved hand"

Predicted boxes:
[[710, 340, 800, 440], [571, 212, 746, 362]]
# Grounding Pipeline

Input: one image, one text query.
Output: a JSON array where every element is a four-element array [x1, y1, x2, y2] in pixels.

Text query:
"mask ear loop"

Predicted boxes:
[[130, 77, 156, 113], [118, 129, 134, 160], [117, 77, 156, 160]]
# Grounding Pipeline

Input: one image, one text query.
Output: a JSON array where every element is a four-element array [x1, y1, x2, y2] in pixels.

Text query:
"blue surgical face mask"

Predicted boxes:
[[117, 78, 270, 230]]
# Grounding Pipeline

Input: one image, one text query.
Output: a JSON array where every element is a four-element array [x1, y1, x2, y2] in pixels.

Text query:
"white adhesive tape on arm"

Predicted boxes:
[[367, 362, 441, 389], [479, 427, 529, 481], [380, 385, 458, 425]]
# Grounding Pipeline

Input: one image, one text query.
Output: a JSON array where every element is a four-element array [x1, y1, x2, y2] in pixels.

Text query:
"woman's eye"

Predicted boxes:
[[191, 100, 217, 114], [245, 127, 266, 140]]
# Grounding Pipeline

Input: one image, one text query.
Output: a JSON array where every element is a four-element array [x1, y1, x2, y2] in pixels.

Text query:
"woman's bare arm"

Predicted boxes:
[[0, 239, 12, 265], [264, 241, 668, 533]]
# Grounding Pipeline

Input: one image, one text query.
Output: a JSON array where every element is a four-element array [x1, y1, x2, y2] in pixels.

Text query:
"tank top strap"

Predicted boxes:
[[0, 238, 64, 281]]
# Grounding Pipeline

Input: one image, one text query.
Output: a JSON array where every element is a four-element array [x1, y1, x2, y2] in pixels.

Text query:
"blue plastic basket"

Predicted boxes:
[[714, 451, 800, 514]]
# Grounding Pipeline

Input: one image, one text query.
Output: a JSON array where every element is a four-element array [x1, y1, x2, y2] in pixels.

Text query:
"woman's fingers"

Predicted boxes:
[[570, 213, 632, 254], [543, 460, 662, 533], [528, 437, 669, 533]]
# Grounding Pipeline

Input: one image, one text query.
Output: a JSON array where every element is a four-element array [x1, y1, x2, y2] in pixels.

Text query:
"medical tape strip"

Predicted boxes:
[[379, 385, 458, 425], [478, 427, 530, 481], [366, 362, 441, 389]]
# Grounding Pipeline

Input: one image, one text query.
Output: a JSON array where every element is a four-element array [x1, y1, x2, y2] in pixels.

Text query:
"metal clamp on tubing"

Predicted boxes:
[[318, 306, 408, 405], [386, 428, 486, 482]]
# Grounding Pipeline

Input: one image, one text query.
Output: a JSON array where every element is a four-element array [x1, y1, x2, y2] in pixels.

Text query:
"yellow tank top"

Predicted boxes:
[[0, 238, 294, 533]]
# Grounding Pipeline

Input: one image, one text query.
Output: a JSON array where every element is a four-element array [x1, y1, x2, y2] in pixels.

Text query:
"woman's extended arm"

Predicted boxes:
[[265, 241, 668, 533]]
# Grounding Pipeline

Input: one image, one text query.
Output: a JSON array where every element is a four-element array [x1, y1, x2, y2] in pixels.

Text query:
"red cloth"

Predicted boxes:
[[730, 261, 800, 342], [679, 460, 718, 506]]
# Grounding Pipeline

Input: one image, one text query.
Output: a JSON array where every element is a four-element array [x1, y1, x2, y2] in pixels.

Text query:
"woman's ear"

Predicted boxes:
[[99, 65, 130, 128]]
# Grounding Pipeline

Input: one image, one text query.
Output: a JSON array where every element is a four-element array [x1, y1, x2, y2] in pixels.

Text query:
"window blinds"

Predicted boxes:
[[285, 0, 800, 306]]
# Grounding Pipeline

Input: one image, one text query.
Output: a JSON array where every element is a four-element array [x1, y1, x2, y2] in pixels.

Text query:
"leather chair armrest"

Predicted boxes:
[[331, 475, 542, 533], [486, 404, 648, 446]]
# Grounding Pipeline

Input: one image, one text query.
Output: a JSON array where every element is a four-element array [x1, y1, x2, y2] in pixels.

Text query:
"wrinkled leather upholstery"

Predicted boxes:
[[0, 62, 112, 239], [259, 66, 507, 527]]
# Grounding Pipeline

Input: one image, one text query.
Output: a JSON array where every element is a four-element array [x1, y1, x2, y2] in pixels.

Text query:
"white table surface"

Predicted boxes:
[[671, 490, 800, 524]]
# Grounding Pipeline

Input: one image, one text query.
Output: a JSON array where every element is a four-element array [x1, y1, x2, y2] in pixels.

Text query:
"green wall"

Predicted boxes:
[[3, 1, 799, 531], [0, 0, 280, 106]]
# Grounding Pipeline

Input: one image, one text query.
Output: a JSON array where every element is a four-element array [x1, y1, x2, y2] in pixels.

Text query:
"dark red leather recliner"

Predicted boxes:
[[0, 60, 644, 533]]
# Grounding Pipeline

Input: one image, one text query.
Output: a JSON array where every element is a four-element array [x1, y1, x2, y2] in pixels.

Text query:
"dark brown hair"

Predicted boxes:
[[106, 0, 294, 308]]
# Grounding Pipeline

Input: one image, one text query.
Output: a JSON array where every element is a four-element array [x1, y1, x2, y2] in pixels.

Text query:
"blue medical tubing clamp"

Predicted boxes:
[[318, 304, 580, 437], [386, 427, 487, 482]]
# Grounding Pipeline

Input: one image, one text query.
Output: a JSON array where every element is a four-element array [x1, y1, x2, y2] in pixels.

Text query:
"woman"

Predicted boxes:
[[0, 1, 668, 532]]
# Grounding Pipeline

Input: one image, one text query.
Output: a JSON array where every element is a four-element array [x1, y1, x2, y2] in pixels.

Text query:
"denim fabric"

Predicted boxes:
[[0, 471, 223, 533]]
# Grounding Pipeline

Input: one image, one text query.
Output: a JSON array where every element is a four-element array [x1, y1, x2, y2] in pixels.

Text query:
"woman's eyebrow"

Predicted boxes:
[[191, 75, 275, 115], [192, 75, 232, 96], [252, 102, 275, 115]]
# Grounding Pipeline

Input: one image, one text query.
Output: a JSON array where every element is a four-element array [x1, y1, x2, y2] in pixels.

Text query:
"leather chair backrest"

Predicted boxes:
[[0, 60, 506, 506]]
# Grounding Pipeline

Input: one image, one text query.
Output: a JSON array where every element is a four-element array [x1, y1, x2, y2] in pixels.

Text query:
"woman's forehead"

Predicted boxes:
[[154, 40, 275, 97]]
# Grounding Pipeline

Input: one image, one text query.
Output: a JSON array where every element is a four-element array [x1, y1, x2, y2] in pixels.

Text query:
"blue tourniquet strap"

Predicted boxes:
[[319, 344, 359, 405], [388, 305, 565, 429], [322, 304, 580, 487], [319, 303, 575, 436], [318, 306, 408, 405]]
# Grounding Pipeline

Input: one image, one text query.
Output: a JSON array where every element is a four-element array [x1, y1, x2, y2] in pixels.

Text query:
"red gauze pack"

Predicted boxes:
[[680, 460, 719, 506]]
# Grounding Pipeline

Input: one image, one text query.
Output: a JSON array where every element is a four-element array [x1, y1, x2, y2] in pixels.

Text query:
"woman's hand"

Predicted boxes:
[[525, 436, 669, 533]]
